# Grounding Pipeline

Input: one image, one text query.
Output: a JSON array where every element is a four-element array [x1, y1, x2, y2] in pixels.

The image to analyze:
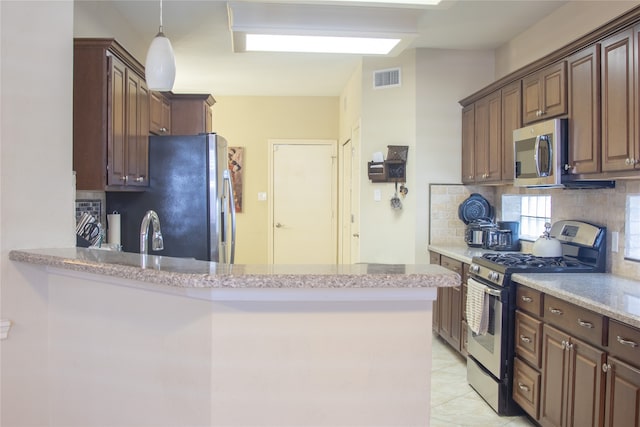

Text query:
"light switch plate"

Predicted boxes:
[[611, 231, 619, 253], [374, 189, 381, 202], [258, 192, 267, 201]]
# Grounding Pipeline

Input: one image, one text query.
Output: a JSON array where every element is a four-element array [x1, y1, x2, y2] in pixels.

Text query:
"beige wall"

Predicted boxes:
[[495, 0, 640, 78], [1, 1, 75, 424], [358, 50, 418, 263], [212, 97, 339, 264]]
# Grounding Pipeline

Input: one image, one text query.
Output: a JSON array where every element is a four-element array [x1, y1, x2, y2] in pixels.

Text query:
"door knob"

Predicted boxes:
[[352, 233, 360, 238], [275, 223, 283, 228]]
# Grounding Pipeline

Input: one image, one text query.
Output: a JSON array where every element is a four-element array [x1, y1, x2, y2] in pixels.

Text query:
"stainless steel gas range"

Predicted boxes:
[[465, 220, 607, 416]]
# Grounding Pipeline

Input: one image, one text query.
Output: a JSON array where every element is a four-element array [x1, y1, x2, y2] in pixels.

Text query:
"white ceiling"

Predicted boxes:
[[109, 0, 569, 96]]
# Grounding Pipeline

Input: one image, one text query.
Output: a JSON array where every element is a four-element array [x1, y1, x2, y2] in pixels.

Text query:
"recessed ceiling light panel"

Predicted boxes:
[[246, 34, 401, 54]]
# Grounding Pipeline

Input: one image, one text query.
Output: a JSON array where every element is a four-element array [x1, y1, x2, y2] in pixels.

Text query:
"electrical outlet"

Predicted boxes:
[[611, 231, 619, 253]]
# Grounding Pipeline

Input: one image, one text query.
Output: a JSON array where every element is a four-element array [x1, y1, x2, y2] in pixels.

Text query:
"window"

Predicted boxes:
[[626, 194, 640, 261], [502, 195, 551, 240]]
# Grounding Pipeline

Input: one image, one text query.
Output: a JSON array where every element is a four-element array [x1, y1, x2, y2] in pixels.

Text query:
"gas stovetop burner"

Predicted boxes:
[[481, 253, 583, 268]]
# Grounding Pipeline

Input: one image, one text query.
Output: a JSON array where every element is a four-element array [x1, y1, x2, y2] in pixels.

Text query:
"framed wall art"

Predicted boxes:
[[228, 147, 244, 212]]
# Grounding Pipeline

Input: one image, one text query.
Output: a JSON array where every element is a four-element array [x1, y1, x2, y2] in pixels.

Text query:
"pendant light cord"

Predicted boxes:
[[159, 0, 164, 33]]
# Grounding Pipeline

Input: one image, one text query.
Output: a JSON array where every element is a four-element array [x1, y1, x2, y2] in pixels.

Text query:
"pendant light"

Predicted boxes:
[[145, 0, 176, 91]]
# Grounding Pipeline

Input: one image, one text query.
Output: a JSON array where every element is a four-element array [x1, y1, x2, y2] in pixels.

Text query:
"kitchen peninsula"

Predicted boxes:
[[9, 248, 458, 427]]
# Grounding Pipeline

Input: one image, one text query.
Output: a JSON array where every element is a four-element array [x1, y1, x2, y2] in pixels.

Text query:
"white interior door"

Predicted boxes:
[[350, 123, 361, 264], [269, 140, 337, 264], [340, 122, 361, 264], [340, 139, 353, 264]]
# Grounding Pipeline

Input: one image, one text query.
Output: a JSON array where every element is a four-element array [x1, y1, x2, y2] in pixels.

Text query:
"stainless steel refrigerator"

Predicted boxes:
[[106, 133, 236, 263]]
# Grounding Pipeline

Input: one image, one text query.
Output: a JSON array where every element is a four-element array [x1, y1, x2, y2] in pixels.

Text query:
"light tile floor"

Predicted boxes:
[[430, 334, 536, 427]]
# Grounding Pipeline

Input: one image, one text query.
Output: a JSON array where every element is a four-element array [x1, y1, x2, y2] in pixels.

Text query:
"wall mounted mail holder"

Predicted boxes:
[[368, 145, 408, 182]]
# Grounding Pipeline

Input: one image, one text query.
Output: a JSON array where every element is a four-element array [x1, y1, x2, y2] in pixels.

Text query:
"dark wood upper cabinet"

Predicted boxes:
[[74, 39, 149, 190], [461, 104, 475, 184], [601, 27, 636, 173], [150, 91, 171, 135], [501, 81, 522, 182], [567, 44, 601, 175], [522, 61, 567, 125], [474, 91, 502, 183], [170, 94, 216, 135]]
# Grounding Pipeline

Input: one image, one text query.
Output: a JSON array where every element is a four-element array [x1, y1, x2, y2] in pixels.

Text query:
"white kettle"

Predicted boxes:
[[532, 222, 562, 257]]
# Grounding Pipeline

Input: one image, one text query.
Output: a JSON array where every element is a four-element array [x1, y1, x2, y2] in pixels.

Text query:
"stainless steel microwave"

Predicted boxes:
[[513, 118, 567, 187]]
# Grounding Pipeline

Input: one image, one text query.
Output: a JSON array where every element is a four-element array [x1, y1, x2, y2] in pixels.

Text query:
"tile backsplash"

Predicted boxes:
[[75, 191, 106, 226], [429, 180, 640, 280]]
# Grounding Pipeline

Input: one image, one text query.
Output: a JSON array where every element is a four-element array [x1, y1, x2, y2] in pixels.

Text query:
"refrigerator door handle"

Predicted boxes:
[[223, 169, 236, 264]]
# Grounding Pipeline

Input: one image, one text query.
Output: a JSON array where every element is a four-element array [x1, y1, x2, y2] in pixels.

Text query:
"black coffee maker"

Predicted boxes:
[[484, 221, 521, 251]]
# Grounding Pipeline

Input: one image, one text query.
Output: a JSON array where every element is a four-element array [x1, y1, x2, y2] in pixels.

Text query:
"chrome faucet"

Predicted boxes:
[[140, 210, 164, 254]]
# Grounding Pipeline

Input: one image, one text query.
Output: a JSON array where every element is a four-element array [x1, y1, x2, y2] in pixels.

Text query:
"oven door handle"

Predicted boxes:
[[484, 287, 502, 298]]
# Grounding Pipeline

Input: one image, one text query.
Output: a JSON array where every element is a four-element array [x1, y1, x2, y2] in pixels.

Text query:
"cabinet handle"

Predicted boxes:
[[123, 175, 129, 183], [548, 307, 563, 315], [561, 340, 573, 350], [616, 336, 639, 348], [519, 335, 532, 344], [135, 176, 145, 183], [602, 363, 611, 373], [521, 296, 533, 303], [517, 382, 530, 392], [577, 319, 594, 329], [160, 127, 167, 133]]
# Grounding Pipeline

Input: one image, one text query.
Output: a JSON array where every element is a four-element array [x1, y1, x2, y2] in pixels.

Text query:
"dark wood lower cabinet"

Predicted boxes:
[[540, 324, 605, 427], [604, 356, 640, 427], [429, 252, 466, 355]]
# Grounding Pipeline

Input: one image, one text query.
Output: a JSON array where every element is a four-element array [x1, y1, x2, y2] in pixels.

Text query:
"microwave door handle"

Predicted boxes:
[[534, 135, 542, 177], [535, 135, 552, 177]]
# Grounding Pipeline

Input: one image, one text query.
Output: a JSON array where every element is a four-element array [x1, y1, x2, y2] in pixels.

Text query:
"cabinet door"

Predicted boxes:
[[523, 62, 567, 124], [523, 73, 542, 124], [501, 81, 521, 182], [461, 104, 475, 183], [433, 287, 442, 333], [604, 356, 640, 427], [541, 61, 567, 120], [449, 284, 461, 351], [566, 336, 606, 427], [162, 96, 171, 134], [540, 324, 570, 427], [125, 71, 149, 187], [205, 103, 213, 133], [514, 357, 541, 420], [150, 91, 171, 135], [439, 286, 452, 340], [568, 44, 601, 175], [601, 28, 636, 172], [475, 91, 502, 183], [516, 310, 543, 369], [108, 56, 127, 186]]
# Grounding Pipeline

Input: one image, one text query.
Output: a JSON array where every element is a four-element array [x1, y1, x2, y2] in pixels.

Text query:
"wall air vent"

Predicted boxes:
[[373, 68, 401, 89]]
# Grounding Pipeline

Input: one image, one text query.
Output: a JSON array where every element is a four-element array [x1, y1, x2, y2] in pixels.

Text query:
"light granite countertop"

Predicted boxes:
[[512, 273, 640, 329], [9, 248, 460, 290], [428, 244, 492, 264], [428, 244, 640, 329]]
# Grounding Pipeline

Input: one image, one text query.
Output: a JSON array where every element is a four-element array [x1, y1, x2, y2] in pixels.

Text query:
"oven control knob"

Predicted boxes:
[[489, 272, 500, 281], [470, 264, 480, 274]]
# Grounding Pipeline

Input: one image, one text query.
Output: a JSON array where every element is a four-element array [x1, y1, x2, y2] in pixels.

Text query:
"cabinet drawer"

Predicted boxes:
[[516, 310, 543, 368], [608, 320, 640, 365], [429, 251, 441, 265], [544, 295, 606, 345], [441, 256, 462, 275], [516, 285, 543, 316], [513, 357, 540, 420]]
